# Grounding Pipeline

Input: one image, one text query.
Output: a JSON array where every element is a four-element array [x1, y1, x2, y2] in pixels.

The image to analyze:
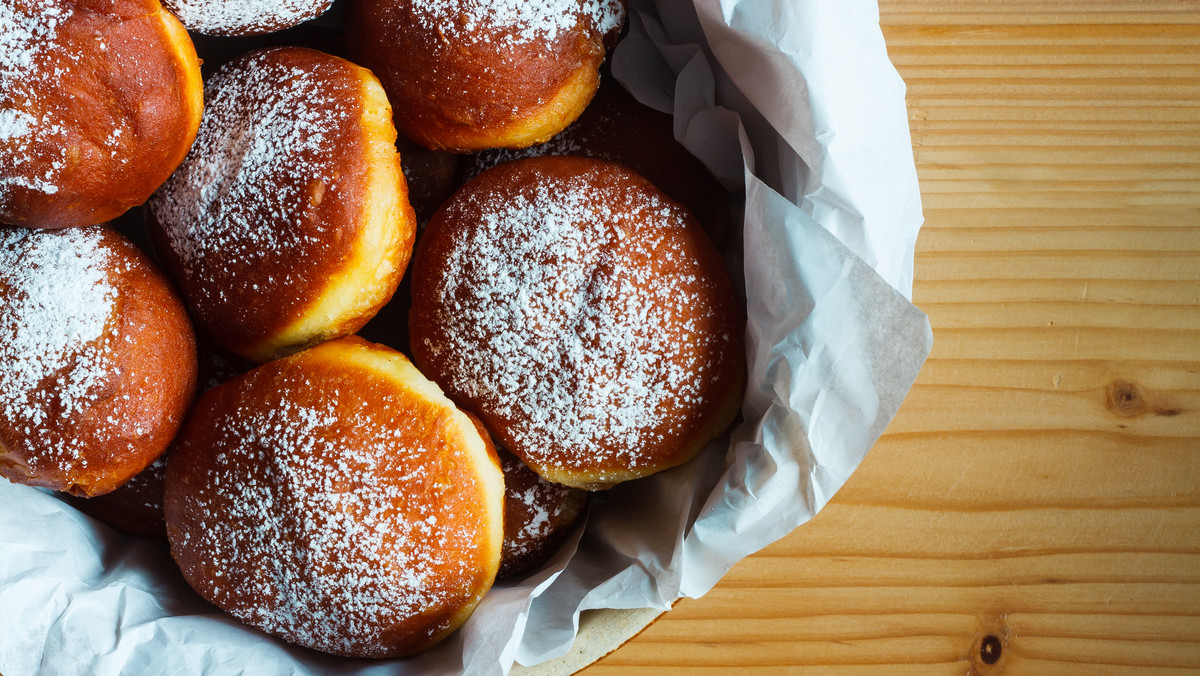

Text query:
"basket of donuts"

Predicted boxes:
[[0, 0, 931, 673]]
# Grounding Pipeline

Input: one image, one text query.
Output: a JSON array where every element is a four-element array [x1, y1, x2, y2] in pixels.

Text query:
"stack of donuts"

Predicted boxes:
[[0, 0, 744, 660]]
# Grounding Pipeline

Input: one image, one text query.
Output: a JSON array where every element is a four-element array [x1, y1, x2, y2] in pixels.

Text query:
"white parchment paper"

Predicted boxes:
[[0, 0, 932, 674]]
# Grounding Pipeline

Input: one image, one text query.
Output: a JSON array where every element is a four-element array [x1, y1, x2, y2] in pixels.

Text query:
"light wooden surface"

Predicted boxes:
[[583, 2, 1200, 673]]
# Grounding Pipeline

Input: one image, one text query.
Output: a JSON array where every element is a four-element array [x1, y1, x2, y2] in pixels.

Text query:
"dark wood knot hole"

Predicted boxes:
[[980, 635, 1002, 665]]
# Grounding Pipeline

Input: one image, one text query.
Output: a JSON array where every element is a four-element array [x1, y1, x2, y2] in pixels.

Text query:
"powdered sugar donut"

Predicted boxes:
[[162, 0, 332, 36], [164, 337, 505, 658], [347, 0, 626, 152], [0, 0, 203, 229], [148, 47, 416, 363], [498, 449, 587, 578], [0, 226, 197, 497], [410, 156, 744, 490]]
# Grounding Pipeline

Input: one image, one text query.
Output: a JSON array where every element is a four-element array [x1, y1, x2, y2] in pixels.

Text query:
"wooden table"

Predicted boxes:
[[584, 2, 1200, 673]]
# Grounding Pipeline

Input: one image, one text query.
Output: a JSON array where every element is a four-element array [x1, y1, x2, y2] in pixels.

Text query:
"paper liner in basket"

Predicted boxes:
[[0, 0, 931, 674]]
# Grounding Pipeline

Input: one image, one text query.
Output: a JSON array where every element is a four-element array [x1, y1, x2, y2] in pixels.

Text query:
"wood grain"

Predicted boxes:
[[583, 1, 1200, 673]]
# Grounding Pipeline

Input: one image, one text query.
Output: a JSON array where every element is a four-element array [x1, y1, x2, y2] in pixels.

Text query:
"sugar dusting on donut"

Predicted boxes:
[[411, 0, 624, 48], [0, 228, 119, 470], [466, 133, 588, 182], [176, 368, 489, 657], [163, 0, 332, 36], [0, 1, 73, 200], [149, 48, 354, 319], [421, 164, 736, 475], [500, 451, 582, 565], [509, 486, 558, 560], [124, 455, 167, 514]]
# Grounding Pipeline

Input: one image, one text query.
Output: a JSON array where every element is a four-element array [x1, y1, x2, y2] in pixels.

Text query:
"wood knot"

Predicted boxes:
[[1106, 380, 1144, 418], [971, 617, 1009, 674], [1104, 380, 1185, 418], [980, 635, 1002, 665]]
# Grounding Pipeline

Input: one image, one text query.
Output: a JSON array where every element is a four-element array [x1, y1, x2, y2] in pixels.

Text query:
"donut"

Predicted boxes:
[[70, 334, 253, 537], [0, 226, 197, 497], [164, 336, 505, 658], [347, 0, 626, 152], [467, 80, 735, 248], [398, 135, 463, 226], [498, 449, 587, 579], [162, 0, 332, 37], [410, 156, 744, 490], [68, 456, 168, 538], [0, 0, 203, 229], [148, 46, 417, 364], [193, 333, 257, 393]]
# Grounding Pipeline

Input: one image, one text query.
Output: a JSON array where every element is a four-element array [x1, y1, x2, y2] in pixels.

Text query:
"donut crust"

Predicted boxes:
[[1, 0, 203, 229]]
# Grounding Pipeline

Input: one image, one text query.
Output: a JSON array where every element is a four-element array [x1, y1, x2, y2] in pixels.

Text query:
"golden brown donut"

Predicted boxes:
[[346, 0, 626, 152], [148, 46, 417, 364], [0, 225, 197, 497], [410, 156, 744, 490], [498, 448, 587, 579], [162, 0, 332, 36], [467, 80, 735, 248], [0, 0, 203, 229], [164, 336, 505, 658]]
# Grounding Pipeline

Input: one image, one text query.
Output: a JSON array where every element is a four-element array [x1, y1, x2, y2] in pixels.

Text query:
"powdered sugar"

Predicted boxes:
[[500, 451, 583, 566], [0, 227, 117, 469], [173, 360, 496, 657], [0, 109, 34, 142], [0, 1, 73, 201], [410, 0, 624, 48], [163, 0, 332, 36], [418, 162, 735, 477], [149, 48, 355, 325], [467, 134, 587, 182]]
